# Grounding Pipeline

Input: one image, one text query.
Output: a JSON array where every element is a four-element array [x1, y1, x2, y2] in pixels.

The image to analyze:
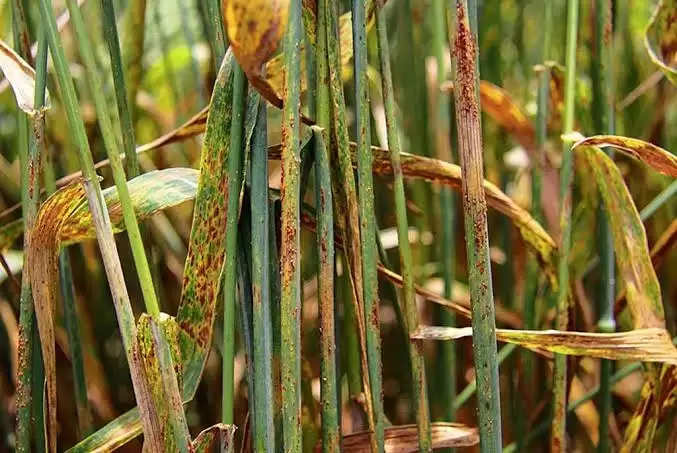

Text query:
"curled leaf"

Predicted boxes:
[[645, 0, 677, 85], [343, 423, 478, 452], [412, 326, 677, 364], [0, 39, 50, 113], [573, 135, 677, 177]]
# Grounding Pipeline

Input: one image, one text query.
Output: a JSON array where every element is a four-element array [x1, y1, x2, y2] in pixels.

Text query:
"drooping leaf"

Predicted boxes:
[[342, 423, 479, 452], [573, 135, 677, 177], [575, 145, 665, 329], [0, 38, 50, 113], [645, 0, 677, 85], [222, 0, 289, 107], [27, 182, 88, 453], [412, 326, 677, 364]]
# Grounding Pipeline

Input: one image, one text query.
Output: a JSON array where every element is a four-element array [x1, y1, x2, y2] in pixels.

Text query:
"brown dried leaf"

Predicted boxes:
[[412, 326, 677, 364], [573, 135, 677, 177], [27, 182, 88, 453], [342, 423, 478, 452], [0, 38, 50, 113]]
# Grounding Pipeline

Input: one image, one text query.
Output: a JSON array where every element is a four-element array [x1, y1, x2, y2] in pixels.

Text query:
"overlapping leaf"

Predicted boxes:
[[27, 182, 86, 451]]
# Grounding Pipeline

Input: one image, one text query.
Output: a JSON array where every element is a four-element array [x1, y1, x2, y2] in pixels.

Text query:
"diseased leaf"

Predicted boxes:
[[342, 422, 479, 452], [27, 182, 88, 453], [573, 135, 677, 177], [133, 314, 190, 452], [192, 424, 236, 453], [412, 326, 677, 364], [61, 168, 199, 245], [68, 50, 260, 452], [0, 38, 50, 113], [621, 364, 677, 452], [222, 0, 289, 107], [576, 145, 665, 329], [645, 0, 677, 85], [615, 219, 677, 316]]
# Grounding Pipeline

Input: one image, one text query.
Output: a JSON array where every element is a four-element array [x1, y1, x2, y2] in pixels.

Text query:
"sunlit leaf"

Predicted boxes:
[[412, 326, 677, 364], [645, 0, 677, 85], [0, 38, 50, 113], [573, 135, 677, 177], [342, 422, 478, 452]]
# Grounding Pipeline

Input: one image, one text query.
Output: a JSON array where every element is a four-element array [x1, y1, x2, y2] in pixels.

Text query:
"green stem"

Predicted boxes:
[[353, 1, 385, 451], [325, 2, 376, 443], [553, 0, 579, 450], [448, 2, 502, 452], [205, 0, 227, 64], [221, 61, 247, 424], [11, 0, 37, 449], [100, 0, 139, 177], [313, 127, 340, 452], [65, 0, 159, 317], [452, 343, 517, 412], [591, 2, 615, 452], [250, 98, 275, 453], [374, 1, 430, 450], [431, 0, 457, 427], [280, 1, 303, 449], [314, 3, 340, 450]]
